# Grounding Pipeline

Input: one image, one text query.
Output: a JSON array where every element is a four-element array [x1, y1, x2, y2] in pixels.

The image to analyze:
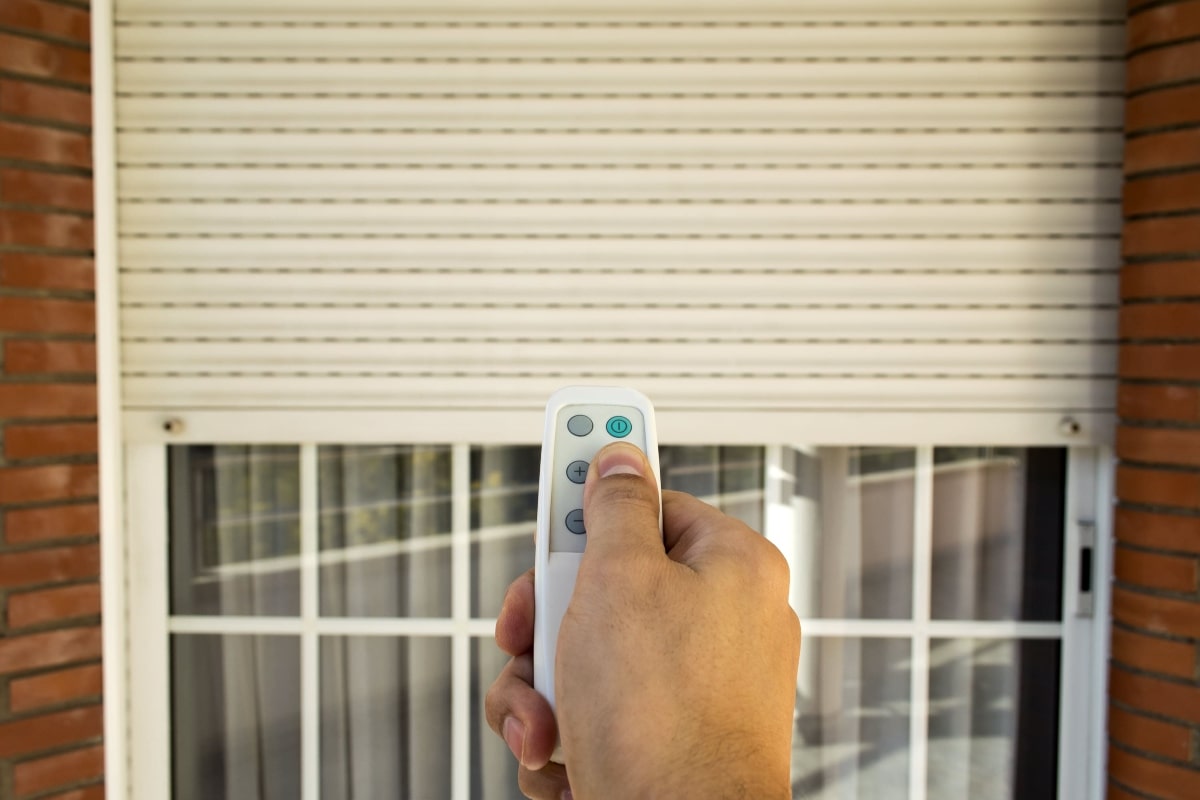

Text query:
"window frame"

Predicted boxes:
[[118, 438, 1112, 800]]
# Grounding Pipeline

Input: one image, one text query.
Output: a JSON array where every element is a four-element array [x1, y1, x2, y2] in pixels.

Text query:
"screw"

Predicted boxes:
[[163, 418, 185, 435], [1058, 417, 1081, 437]]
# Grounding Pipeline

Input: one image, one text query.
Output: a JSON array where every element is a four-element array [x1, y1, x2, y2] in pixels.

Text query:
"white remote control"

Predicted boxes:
[[533, 386, 661, 761]]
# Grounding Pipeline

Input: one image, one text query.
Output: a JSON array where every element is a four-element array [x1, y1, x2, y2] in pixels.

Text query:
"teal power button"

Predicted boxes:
[[606, 416, 632, 438]]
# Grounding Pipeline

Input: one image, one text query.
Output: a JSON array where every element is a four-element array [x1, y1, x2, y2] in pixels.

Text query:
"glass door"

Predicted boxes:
[[141, 442, 1094, 800]]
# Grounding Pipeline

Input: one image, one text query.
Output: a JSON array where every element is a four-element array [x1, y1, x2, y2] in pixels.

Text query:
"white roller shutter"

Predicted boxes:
[[112, 0, 1123, 440]]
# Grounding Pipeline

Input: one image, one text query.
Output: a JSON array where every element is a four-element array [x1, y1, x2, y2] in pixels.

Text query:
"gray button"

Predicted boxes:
[[566, 460, 589, 484], [567, 414, 593, 436], [565, 509, 586, 535]]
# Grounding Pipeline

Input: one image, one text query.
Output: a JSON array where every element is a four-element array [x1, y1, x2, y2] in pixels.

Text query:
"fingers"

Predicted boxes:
[[496, 568, 536, 657], [580, 442, 663, 564], [484, 653, 559, 772], [517, 761, 571, 800]]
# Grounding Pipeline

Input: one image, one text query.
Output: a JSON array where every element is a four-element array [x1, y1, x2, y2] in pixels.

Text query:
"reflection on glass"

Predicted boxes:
[[471, 446, 539, 618], [784, 448, 914, 620], [319, 445, 452, 617], [172, 635, 300, 800], [470, 638, 524, 800], [931, 449, 1064, 621], [169, 446, 301, 616], [321, 636, 451, 799], [927, 639, 1060, 799], [793, 638, 911, 799], [660, 445, 765, 531]]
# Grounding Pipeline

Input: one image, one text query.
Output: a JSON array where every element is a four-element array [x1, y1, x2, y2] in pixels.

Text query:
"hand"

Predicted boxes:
[[486, 442, 800, 799]]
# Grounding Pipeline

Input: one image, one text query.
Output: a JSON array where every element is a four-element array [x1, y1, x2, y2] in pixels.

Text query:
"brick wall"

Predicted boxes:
[[1113, 0, 1200, 797], [0, 1, 103, 798]]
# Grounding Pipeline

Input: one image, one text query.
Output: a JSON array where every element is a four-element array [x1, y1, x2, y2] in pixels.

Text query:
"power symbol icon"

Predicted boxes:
[[606, 416, 632, 438]]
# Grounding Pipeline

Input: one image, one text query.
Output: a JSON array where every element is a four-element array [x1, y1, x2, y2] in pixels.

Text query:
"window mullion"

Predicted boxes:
[[909, 445, 934, 800], [300, 444, 320, 800], [451, 443, 472, 800]]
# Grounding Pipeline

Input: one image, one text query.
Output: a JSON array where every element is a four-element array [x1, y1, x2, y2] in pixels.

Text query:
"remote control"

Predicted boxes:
[[533, 386, 661, 761]]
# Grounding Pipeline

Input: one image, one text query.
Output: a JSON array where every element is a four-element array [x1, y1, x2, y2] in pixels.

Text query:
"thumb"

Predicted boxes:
[[581, 442, 663, 563]]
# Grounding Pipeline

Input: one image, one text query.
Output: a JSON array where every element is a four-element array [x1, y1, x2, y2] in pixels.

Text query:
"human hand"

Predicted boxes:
[[486, 442, 800, 799]]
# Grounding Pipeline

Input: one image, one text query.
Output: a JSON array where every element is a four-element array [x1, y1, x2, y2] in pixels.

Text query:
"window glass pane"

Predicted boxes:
[[171, 634, 300, 800], [785, 447, 915, 620], [793, 637, 911, 799], [931, 448, 1065, 621], [169, 446, 301, 616], [321, 636, 452, 799], [927, 639, 1061, 799], [471, 445, 538, 619], [661, 445, 765, 531], [471, 638, 523, 800], [318, 445, 452, 618]]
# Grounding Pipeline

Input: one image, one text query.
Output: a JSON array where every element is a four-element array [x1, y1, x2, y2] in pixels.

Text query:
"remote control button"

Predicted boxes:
[[606, 415, 632, 438], [567, 415, 593, 436], [565, 509, 586, 535], [566, 460, 589, 484]]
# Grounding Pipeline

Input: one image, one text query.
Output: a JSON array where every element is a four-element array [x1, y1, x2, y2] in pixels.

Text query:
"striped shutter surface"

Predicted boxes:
[[112, 0, 1123, 428]]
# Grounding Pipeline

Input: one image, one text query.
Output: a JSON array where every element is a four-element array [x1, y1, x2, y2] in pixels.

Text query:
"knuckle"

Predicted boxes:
[[594, 475, 659, 513]]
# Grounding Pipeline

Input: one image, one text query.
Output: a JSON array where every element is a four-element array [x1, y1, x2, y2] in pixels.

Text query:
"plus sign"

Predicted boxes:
[[573, 464, 587, 479]]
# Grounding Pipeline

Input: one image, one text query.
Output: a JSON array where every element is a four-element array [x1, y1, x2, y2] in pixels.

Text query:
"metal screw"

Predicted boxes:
[[163, 418, 185, 435], [1058, 417, 1081, 437]]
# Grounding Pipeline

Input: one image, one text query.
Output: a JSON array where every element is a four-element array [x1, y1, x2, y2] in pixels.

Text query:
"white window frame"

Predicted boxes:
[[90, 3, 1115, 797], [112, 438, 1111, 800]]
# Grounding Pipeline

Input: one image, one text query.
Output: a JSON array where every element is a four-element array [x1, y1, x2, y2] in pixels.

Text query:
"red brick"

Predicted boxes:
[[41, 785, 103, 800], [0, 544, 99, 588], [1119, 464, 1200, 510], [1108, 745, 1200, 800], [1129, 0, 1200, 51], [1120, 302, 1200, 339], [1119, 384, 1200, 424], [1124, 216, 1200, 258], [1128, 40, 1200, 94], [0, 705, 102, 758], [8, 583, 100, 628], [5, 423, 98, 459], [4, 340, 96, 375], [0, 210, 93, 250], [1121, 344, 1200, 381], [1107, 782, 1143, 800], [1124, 173, 1200, 217], [1118, 426, 1200, 470], [0, 627, 101, 674], [9, 664, 102, 713], [1109, 705, 1192, 761], [1111, 625, 1196, 679], [1126, 129, 1200, 175], [13, 743, 103, 797], [0, 254, 93, 291], [1121, 261, 1200, 300], [1117, 506, 1200, 554], [1127, 85, 1200, 132], [1110, 665, 1200, 724], [0, 297, 94, 334], [0, 169, 93, 211], [0, 33, 90, 86], [1114, 584, 1200, 639], [5, 503, 98, 544], [0, 121, 91, 169], [1115, 544, 1198, 592], [0, 80, 90, 128], [0, 464, 98, 504], [0, 384, 95, 419], [0, 0, 91, 45]]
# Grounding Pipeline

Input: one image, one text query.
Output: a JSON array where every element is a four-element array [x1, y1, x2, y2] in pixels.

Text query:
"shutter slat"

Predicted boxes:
[[116, 23, 1124, 60], [119, 270, 1117, 306]]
